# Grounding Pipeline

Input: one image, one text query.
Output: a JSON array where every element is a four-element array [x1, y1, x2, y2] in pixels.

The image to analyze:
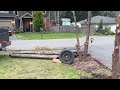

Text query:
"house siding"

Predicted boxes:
[[44, 18, 55, 31], [0, 17, 14, 20], [0, 17, 15, 31], [9, 11, 14, 14]]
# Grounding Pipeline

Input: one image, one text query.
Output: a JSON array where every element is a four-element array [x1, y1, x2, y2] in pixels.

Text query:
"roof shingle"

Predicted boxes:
[[79, 16, 116, 24], [0, 13, 16, 17]]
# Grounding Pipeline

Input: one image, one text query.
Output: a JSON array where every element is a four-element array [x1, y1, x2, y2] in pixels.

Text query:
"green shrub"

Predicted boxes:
[[14, 30, 20, 34], [33, 11, 45, 32], [102, 26, 114, 35], [14, 30, 24, 34], [20, 30, 24, 33]]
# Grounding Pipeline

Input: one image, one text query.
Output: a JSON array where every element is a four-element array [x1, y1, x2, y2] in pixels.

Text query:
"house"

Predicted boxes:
[[0, 11, 16, 31], [79, 16, 116, 34], [44, 17, 55, 31], [0, 11, 46, 32], [60, 18, 71, 26], [71, 22, 81, 27]]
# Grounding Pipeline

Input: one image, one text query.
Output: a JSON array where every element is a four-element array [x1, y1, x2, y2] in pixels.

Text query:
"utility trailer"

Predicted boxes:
[[10, 47, 84, 64], [0, 28, 11, 51]]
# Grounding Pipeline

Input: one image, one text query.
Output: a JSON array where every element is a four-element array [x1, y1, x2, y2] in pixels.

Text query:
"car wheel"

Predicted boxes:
[[59, 50, 75, 64], [0, 48, 2, 51]]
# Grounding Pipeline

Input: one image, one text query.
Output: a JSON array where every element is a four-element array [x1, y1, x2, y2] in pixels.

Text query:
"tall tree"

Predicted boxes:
[[59, 11, 117, 22], [100, 11, 117, 17], [83, 11, 92, 58], [61, 11, 74, 21], [96, 19, 103, 33], [112, 11, 120, 79], [33, 11, 44, 32]]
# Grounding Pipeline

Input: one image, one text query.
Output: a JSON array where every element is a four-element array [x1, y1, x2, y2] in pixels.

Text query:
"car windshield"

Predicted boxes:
[[0, 26, 11, 30], [0, 26, 9, 28]]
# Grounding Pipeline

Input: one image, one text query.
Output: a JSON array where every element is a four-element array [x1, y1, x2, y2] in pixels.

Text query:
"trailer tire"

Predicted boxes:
[[59, 50, 75, 64]]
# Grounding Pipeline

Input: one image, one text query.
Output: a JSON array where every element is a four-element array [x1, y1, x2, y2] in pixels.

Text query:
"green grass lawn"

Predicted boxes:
[[0, 55, 83, 79], [16, 32, 85, 40]]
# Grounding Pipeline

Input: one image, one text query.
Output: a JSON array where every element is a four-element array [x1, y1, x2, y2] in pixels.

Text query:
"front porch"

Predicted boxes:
[[19, 13, 33, 32]]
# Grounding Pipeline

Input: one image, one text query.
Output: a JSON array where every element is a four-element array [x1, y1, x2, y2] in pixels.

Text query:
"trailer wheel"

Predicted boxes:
[[59, 50, 75, 64]]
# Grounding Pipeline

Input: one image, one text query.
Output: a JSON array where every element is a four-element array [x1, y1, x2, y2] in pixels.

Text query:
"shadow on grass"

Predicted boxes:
[[0, 55, 10, 61], [0, 55, 13, 63]]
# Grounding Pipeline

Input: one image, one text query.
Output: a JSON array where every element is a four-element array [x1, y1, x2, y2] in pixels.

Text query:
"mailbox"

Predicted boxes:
[[90, 38, 94, 43]]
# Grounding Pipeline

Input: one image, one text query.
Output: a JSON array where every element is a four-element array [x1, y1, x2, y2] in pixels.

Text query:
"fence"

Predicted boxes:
[[50, 26, 96, 34]]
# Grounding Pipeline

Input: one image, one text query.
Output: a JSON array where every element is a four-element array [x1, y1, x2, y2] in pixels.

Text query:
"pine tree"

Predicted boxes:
[[33, 11, 45, 32], [97, 19, 103, 33]]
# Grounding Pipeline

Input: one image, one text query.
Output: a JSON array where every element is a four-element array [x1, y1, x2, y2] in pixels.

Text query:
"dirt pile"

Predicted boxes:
[[71, 57, 111, 79]]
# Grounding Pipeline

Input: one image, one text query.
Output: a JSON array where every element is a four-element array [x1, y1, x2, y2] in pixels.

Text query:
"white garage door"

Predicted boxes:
[[0, 20, 12, 29]]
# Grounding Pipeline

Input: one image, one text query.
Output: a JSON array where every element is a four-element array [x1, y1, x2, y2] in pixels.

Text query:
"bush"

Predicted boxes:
[[14, 30, 24, 34], [20, 30, 24, 33], [102, 27, 114, 35], [14, 30, 20, 34]]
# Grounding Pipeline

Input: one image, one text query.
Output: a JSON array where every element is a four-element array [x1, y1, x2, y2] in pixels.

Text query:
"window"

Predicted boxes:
[[0, 11, 9, 13]]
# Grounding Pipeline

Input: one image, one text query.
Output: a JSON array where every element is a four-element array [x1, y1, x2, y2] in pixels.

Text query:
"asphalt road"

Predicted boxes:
[[7, 35, 115, 69], [89, 36, 115, 69]]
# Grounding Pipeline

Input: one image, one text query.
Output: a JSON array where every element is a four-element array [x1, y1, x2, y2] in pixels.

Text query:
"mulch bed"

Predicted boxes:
[[71, 57, 112, 79]]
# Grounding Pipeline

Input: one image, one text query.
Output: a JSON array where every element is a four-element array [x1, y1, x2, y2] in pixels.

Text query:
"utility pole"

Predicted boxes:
[[72, 11, 81, 60], [57, 11, 60, 32], [54, 11, 57, 23], [83, 11, 92, 58], [48, 11, 51, 32], [112, 11, 120, 79]]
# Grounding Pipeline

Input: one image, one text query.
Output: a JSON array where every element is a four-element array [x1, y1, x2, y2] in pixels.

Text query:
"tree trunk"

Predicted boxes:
[[57, 11, 60, 33], [83, 11, 92, 59], [112, 11, 120, 79], [72, 11, 81, 60]]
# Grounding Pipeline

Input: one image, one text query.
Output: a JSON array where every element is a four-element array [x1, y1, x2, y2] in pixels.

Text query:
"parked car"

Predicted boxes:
[[0, 26, 12, 36], [0, 28, 11, 51]]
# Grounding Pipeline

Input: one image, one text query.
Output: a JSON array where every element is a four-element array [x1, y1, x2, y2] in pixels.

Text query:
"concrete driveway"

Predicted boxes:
[[9, 34, 21, 40], [7, 35, 115, 69]]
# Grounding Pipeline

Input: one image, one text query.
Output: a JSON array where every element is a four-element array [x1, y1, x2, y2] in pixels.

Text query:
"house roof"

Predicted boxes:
[[0, 13, 16, 18], [17, 11, 32, 18], [79, 16, 116, 24], [19, 13, 33, 19], [61, 18, 71, 22]]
